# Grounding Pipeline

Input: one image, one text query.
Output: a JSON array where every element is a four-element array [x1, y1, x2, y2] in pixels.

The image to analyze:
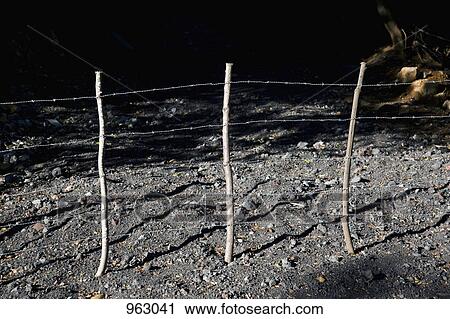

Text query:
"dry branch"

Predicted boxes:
[[341, 62, 366, 255], [376, 0, 404, 51], [94, 71, 109, 277], [222, 63, 235, 263]]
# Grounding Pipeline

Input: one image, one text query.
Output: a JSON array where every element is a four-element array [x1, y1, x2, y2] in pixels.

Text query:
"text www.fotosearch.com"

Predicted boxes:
[[184, 302, 324, 316]]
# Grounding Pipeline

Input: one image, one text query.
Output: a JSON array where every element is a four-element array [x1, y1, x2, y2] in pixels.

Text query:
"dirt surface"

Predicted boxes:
[[1, 85, 449, 298]]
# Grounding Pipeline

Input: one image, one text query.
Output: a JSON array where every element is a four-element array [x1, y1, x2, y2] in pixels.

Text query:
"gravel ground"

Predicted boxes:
[[1, 85, 449, 298]]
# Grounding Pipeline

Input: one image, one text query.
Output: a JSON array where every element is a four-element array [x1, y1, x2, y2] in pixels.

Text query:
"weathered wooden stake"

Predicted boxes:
[[222, 63, 235, 263], [342, 62, 366, 255], [95, 71, 109, 277]]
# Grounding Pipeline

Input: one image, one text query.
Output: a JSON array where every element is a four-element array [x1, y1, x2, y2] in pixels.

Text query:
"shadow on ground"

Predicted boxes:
[[293, 253, 449, 298], [2, 85, 449, 180]]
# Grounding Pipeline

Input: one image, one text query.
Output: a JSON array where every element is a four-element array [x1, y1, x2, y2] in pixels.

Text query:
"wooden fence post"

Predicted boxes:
[[94, 71, 109, 277], [222, 63, 235, 263], [341, 62, 366, 255]]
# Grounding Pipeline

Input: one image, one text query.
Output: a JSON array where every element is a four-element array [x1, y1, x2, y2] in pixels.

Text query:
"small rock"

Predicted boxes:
[[63, 185, 73, 193], [387, 180, 396, 187], [281, 258, 294, 269], [397, 66, 417, 83], [289, 239, 297, 248], [442, 100, 450, 111], [313, 141, 326, 150], [180, 288, 188, 296], [19, 154, 30, 162], [324, 179, 338, 187], [268, 278, 279, 287], [351, 176, 362, 183], [296, 141, 309, 149], [328, 255, 341, 263], [241, 253, 251, 265], [90, 292, 105, 299], [371, 148, 381, 155], [51, 167, 62, 177], [32, 199, 42, 209], [317, 224, 327, 234], [25, 284, 33, 293], [431, 161, 442, 170], [9, 155, 18, 164], [120, 254, 134, 267], [47, 119, 63, 128], [316, 275, 326, 283], [57, 200, 71, 209], [193, 275, 202, 283], [363, 269, 374, 281], [32, 223, 45, 232], [0, 173, 15, 185], [302, 180, 314, 187], [282, 152, 292, 159], [10, 287, 19, 295], [142, 262, 152, 272], [351, 232, 359, 240], [242, 197, 257, 211]]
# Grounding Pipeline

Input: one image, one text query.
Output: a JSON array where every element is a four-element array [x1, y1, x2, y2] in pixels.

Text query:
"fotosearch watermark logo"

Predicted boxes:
[[55, 186, 439, 228]]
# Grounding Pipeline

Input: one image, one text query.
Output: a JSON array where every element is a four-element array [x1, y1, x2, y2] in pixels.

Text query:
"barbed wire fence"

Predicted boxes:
[[1, 63, 450, 279]]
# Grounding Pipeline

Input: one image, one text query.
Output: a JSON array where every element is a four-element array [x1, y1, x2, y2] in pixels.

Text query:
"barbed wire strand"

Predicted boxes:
[[1, 114, 449, 154], [1, 78, 450, 106], [420, 29, 450, 43], [0, 137, 98, 154], [26, 25, 184, 123]]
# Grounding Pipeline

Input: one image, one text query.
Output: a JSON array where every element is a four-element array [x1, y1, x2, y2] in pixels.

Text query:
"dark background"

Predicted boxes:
[[2, 1, 449, 101]]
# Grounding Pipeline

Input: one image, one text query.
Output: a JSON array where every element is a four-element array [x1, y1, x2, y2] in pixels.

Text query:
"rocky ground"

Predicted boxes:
[[0, 84, 449, 298]]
